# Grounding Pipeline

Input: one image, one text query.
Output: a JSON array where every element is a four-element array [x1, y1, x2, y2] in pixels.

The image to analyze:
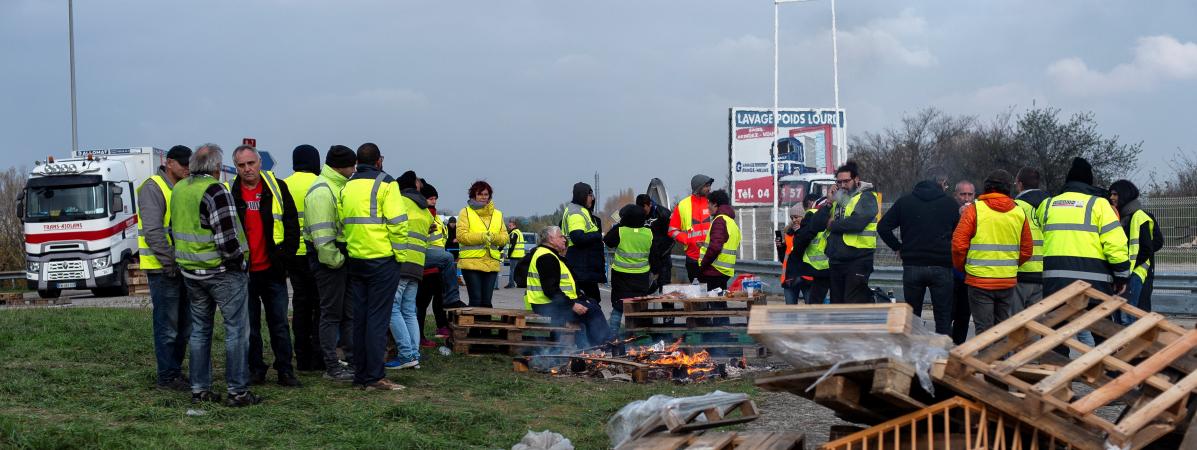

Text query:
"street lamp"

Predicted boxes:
[[68, 0, 78, 153], [772, 0, 838, 260]]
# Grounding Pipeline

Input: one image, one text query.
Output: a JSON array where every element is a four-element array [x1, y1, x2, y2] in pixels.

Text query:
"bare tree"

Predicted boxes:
[[1149, 149, 1197, 196], [0, 167, 27, 271]]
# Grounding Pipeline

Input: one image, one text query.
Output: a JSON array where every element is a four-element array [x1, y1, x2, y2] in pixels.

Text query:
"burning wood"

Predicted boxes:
[[515, 338, 736, 383]]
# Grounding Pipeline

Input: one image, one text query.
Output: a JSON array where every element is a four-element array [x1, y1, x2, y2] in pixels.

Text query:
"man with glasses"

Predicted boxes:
[[825, 161, 881, 303]]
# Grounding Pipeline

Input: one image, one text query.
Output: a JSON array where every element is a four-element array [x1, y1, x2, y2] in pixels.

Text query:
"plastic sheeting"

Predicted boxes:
[[753, 307, 951, 393], [511, 430, 574, 450], [606, 391, 749, 448]]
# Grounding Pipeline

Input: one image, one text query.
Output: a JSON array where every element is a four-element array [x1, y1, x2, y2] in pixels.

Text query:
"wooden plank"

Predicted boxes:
[[1022, 321, 1176, 393], [1112, 352, 1197, 437], [451, 321, 579, 332], [1071, 329, 1197, 416], [681, 432, 735, 450], [1089, 318, 1197, 374], [1031, 313, 1164, 398], [937, 372, 1107, 449], [746, 303, 911, 337], [624, 310, 751, 318], [617, 434, 693, 450], [992, 297, 1126, 376], [951, 281, 1091, 356]]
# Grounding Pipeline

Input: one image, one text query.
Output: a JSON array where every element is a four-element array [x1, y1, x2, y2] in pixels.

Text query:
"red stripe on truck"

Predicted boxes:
[[25, 217, 137, 244]]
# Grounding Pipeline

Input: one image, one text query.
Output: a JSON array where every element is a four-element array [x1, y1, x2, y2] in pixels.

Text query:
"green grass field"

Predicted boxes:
[[0, 307, 754, 449]]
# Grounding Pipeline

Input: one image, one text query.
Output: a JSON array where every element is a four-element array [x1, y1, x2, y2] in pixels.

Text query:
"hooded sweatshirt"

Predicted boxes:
[[396, 186, 431, 280], [306, 164, 351, 269], [699, 204, 738, 278], [669, 175, 714, 260], [877, 180, 960, 267], [952, 192, 1034, 290], [1110, 182, 1164, 272], [564, 182, 607, 283]]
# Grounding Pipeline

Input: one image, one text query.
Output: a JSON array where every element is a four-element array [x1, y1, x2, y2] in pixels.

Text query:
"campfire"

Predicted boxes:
[[513, 338, 748, 383]]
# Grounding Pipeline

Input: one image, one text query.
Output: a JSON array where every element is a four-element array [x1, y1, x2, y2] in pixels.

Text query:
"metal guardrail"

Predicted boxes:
[[0, 271, 23, 281], [671, 256, 1197, 315]]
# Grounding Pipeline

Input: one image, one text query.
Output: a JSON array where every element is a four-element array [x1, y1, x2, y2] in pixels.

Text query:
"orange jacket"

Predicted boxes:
[[668, 195, 712, 260], [952, 193, 1033, 290]]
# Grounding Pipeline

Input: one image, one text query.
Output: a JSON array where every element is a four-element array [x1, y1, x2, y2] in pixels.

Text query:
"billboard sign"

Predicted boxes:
[[729, 107, 845, 206]]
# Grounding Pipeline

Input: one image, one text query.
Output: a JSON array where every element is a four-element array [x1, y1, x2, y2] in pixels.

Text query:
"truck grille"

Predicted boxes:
[[47, 261, 84, 272], [46, 271, 84, 281]]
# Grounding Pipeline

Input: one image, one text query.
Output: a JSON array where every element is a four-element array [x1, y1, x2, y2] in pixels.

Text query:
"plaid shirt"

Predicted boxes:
[[181, 179, 247, 279]]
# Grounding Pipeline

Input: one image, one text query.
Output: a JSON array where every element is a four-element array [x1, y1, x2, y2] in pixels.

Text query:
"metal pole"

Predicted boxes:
[[771, 1, 780, 261], [68, 0, 78, 153], [831, 0, 843, 168]]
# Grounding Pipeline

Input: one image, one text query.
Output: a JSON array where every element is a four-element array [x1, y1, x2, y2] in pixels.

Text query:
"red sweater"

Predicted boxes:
[[952, 193, 1033, 290]]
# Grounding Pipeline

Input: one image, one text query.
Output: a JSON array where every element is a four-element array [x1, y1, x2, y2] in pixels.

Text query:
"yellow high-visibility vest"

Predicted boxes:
[[137, 175, 172, 270], [965, 201, 1026, 279], [698, 214, 741, 277]]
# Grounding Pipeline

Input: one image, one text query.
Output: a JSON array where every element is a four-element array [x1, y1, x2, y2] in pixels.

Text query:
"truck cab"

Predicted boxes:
[[21, 148, 161, 298]]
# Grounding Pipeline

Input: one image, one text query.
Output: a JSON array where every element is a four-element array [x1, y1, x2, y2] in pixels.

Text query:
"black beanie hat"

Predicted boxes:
[[420, 180, 438, 199], [1065, 157, 1094, 186], [292, 144, 320, 173], [397, 170, 419, 191], [325, 145, 356, 169]]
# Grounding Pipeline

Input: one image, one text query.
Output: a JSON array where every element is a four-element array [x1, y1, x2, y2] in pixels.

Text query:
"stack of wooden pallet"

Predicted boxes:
[[447, 307, 579, 356], [938, 281, 1197, 449], [756, 358, 939, 425], [0, 292, 70, 307], [623, 293, 768, 358], [127, 264, 149, 295]]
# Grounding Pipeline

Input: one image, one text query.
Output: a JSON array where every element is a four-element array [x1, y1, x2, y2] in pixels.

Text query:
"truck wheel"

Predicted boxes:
[[38, 289, 61, 299], [93, 263, 130, 298]]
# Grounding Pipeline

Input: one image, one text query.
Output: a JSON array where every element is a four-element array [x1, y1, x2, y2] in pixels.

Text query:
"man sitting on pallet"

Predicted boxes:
[[523, 226, 610, 348]]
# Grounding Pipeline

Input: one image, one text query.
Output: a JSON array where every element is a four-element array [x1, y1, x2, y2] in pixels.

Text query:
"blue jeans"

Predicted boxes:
[[390, 277, 421, 364], [1117, 275, 1148, 325], [149, 273, 191, 384], [532, 297, 610, 349], [248, 271, 295, 376], [185, 271, 251, 394], [348, 257, 400, 385], [424, 248, 462, 305]]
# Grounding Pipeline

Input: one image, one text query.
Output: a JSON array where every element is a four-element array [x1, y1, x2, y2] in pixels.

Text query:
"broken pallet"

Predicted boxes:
[[939, 281, 1197, 450], [617, 431, 804, 450], [755, 358, 937, 424]]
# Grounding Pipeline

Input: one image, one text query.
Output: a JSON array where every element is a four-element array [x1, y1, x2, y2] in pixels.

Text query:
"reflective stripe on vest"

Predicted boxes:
[[965, 201, 1026, 279], [137, 175, 172, 270], [803, 230, 830, 271], [612, 227, 652, 274], [524, 246, 577, 310], [340, 173, 394, 259], [1038, 192, 1130, 283], [171, 175, 248, 270], [304, 179, 344, 246], [460, 206, 504, 260], [837, 191, 880, 249], [509, 229, 526, 259], [253, 171, 286, 247], [284, 171, 318, 255], [392, 195, 430, 266], [1014, 198, 1044, 274], [698, 214, 742, 277], [1129, 209, 1155, 282], [674, 195, 712, 241], [428, 216, 447, 249], [561, 204, 598, 246]]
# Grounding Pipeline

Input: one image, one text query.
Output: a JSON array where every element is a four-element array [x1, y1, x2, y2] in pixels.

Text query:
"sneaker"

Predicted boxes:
[[157, 376, 191, 392], [362, 379, 405, 391], [191, 390, 222, 404], [323, 367, 354, 383], [225, 391, 262, 407], [385, 359, 420, 370], [435, 327, 451, 338], [420, 338, 437, 348], [278, 372, 302, 387]]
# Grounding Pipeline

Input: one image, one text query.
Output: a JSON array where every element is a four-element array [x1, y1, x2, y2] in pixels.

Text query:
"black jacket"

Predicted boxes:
[[784, 204, 831, 281], [231, 173, 301, 277], [646, 203, 673, 275], [533, 244, 576, 303], [563, 183, 607, 283], [826, 184, 880, 263], [877, 180, 959, 268]]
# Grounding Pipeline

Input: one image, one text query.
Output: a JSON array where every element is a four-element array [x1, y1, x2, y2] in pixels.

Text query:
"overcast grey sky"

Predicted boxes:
[[3, 0, 1195, 215]]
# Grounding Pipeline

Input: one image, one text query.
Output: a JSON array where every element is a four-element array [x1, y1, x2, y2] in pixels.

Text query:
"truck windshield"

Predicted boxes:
[[25, 184, 108, 222]]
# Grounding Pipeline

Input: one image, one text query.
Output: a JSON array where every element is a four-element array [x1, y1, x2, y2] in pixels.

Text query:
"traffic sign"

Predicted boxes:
[[258, 151, 275, 171], [242, 137, 256, 147]]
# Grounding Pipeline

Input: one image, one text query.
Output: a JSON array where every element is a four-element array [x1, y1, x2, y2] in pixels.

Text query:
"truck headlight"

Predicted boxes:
[[91, 256, 110, 269], [27, 261, 40, 272]]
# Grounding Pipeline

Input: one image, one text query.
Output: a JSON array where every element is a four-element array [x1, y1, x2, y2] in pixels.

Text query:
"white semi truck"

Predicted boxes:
[[21, 147, 162, 298]]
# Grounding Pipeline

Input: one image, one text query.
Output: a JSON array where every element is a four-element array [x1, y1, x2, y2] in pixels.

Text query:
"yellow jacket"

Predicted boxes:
[[456, 202, 509, 272]]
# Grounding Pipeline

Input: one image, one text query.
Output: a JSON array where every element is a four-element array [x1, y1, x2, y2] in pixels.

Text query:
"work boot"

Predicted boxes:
[[277, 372, 302, 388]]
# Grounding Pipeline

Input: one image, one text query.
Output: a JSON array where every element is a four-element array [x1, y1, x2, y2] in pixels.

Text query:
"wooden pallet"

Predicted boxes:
[[448, 307, 578, 355], [756, 358, 937, 424], [939, 281, 1197, 450], [617, 431, 804, 450], [822, 396, 1074, 450], [746, 302, 916, 335]]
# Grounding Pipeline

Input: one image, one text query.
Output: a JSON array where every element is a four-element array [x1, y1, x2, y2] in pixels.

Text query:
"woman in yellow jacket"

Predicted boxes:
[[456, 181, 509, 307]]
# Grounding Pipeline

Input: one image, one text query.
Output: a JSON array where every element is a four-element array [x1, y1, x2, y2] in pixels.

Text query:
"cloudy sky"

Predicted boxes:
[[3, 0, 1195, 215]]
